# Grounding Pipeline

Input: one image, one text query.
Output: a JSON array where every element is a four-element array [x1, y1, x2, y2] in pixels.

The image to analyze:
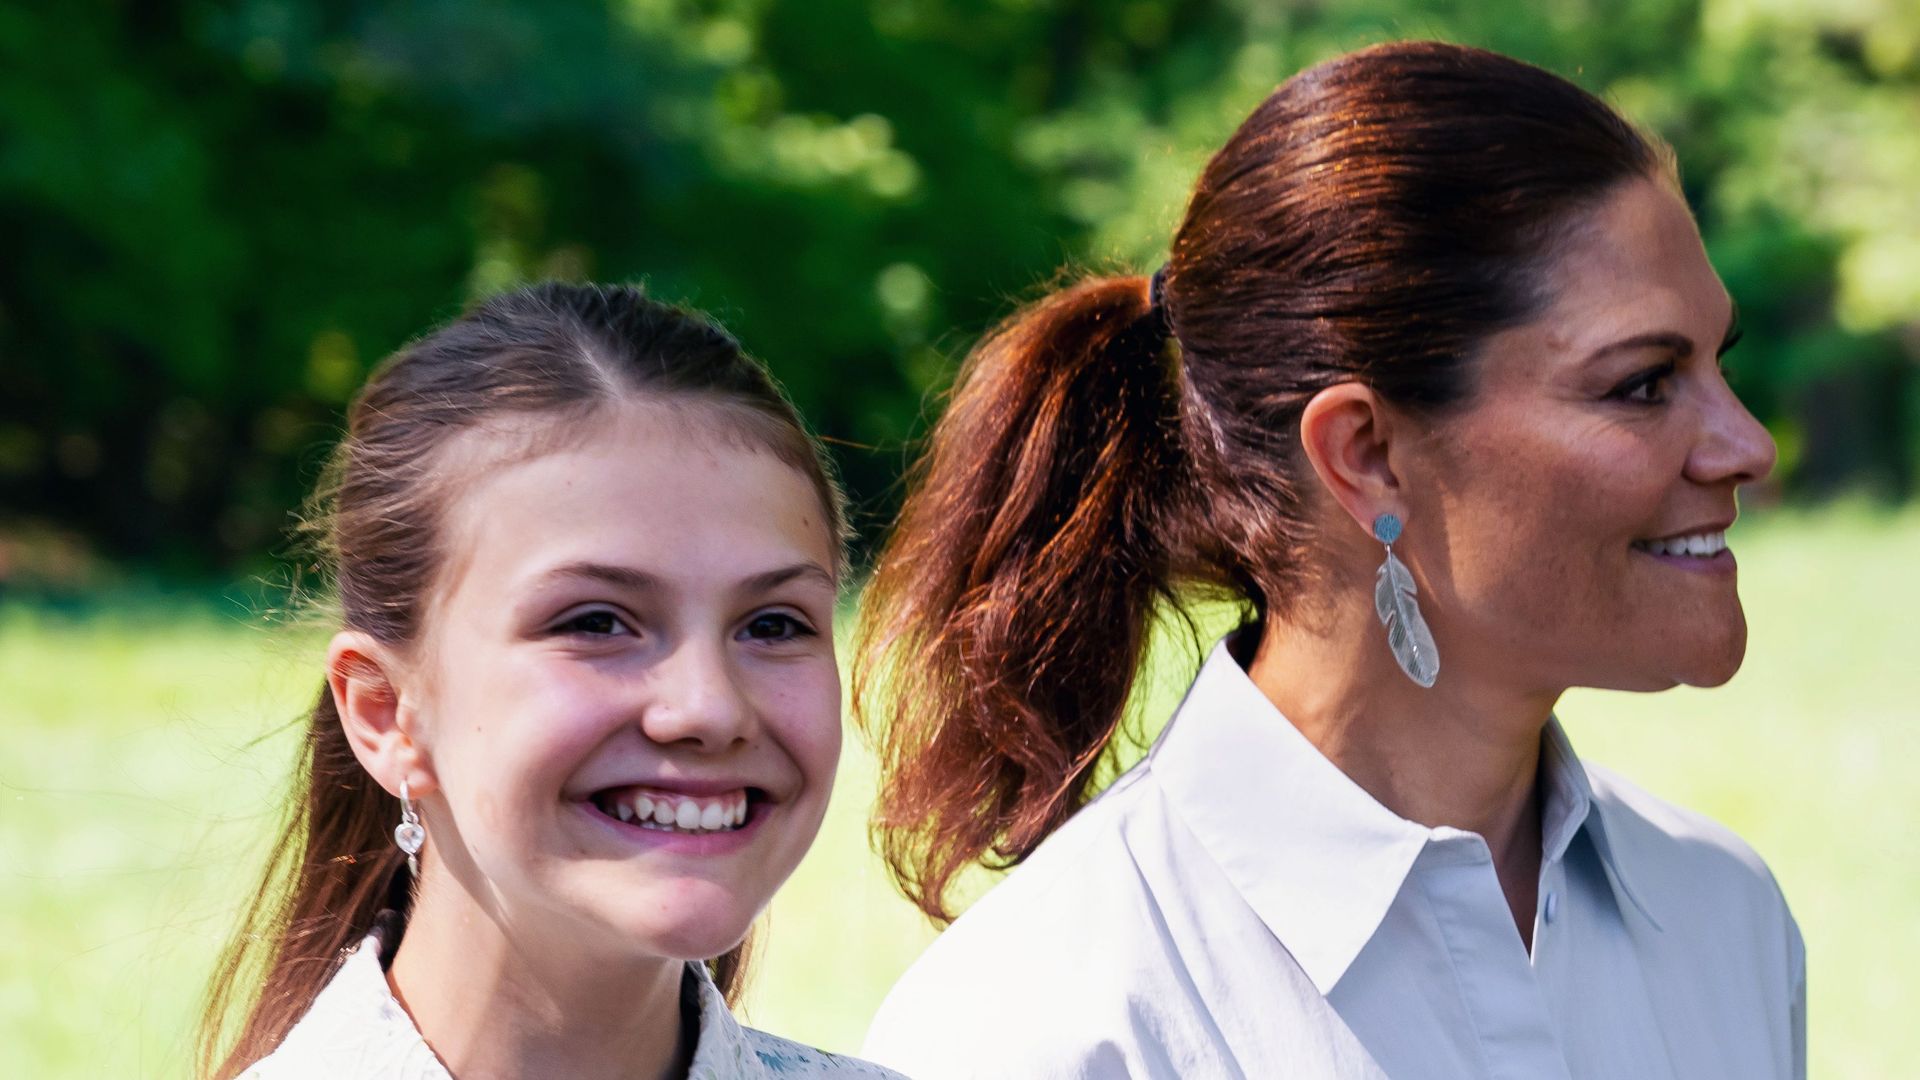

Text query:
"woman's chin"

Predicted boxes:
[[1675, 621, 1749, 688], [1674, 655, 1744, 689], [1645, 635, 1748, 690]]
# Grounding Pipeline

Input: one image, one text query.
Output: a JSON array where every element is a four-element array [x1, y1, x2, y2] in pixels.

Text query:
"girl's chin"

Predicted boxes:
[[560, 878, 766, 961], [626, 915, 756, 964]]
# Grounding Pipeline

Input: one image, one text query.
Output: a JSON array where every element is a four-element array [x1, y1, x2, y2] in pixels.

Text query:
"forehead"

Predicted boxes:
[[430, 402, 837, 607], [1486, 178, 1731, 373]]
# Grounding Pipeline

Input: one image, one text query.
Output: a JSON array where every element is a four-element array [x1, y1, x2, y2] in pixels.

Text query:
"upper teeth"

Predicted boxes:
[[1638, 531, 1727, 557], [604, 789, 750, 833]]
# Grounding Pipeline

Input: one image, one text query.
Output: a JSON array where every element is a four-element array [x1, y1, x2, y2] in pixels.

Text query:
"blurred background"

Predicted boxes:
[[2, 1, 1914, 1076]]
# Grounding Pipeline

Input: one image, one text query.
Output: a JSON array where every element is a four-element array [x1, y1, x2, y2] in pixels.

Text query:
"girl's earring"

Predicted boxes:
[[394, 779, 425, 878], [1372, 513, 1440, 688]]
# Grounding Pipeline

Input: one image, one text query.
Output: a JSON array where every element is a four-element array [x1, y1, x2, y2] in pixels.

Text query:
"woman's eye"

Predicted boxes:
[[557, 609, 630, 637], [1610, 362, 1675, 405], [741, 612, 814, 642]]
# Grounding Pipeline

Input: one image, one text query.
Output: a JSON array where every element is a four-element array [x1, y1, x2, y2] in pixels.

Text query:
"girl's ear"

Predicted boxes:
[[327, 630, 437, 798]]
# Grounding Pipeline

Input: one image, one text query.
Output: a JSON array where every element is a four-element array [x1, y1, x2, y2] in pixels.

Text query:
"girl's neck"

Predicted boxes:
[[386, 872, 693, 1080], [1247, 610, 1556, 943]]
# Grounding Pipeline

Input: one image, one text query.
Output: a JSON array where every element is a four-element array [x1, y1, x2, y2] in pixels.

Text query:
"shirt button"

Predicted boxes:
[[1544, 890, 1560, 924]]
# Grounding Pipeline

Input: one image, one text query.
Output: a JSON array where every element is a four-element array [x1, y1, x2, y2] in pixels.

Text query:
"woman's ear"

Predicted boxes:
[[327, 630, 437, 799], [1298, 381, 1403, 535]]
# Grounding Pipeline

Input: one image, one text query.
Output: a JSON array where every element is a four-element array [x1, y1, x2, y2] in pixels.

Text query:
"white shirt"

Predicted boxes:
[[863, 640, 1805, 1079], [242, 927, 905, 1080]]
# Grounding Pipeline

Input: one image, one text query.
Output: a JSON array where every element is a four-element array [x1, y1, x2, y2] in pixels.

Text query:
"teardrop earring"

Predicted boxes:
[[1371, 513, 1440, 688], [393, 779, 425, 877]]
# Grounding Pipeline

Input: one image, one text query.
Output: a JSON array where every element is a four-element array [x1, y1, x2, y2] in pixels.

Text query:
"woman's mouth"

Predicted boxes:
[[1631, 528, 1735, 574], [586, 786, 761, 835], [1631, 529, 1728, 558]]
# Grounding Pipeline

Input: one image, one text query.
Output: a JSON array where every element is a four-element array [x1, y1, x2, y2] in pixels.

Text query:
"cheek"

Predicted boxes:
[[431, 655, 625, 837], [748, 660, 843, 787], [1430, 412, 1671, 634]]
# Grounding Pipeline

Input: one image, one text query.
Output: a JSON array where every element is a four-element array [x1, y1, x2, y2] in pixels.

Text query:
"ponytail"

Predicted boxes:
[[859, 40, 1677, 926], [854, 274, 1190, 923], [198, 685, 408, 1080]]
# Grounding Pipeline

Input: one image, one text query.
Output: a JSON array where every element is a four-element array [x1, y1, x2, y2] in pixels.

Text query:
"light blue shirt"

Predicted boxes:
[[242, 926, 905, 1080], [863, 640, 1805, 1079]]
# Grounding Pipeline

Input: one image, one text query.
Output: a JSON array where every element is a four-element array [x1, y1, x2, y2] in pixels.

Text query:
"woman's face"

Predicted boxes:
[[1404, 176, 1776, 693], [403, 402, 841, 961]]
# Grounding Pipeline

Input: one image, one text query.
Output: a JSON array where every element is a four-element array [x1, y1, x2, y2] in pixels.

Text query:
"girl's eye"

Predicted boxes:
[[741, 612, 814, 643], [1609, 361, 1676, 405], [556, 609, 631, 637]]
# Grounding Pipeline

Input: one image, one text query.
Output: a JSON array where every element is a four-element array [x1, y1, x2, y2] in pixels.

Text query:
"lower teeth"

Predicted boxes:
[[635, 819, 737, 834]]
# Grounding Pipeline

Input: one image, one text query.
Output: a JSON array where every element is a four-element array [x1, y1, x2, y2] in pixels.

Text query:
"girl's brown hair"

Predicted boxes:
[[855, 41, 1671, 922], [197, 282, 846, 1078]]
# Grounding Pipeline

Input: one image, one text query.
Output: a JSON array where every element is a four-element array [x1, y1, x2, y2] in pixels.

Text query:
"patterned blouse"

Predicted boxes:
[[240, 930, 906, 1079]]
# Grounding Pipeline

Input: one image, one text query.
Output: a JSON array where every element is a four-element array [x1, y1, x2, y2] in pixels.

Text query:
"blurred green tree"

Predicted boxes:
[[0, 0, 1914, 576]]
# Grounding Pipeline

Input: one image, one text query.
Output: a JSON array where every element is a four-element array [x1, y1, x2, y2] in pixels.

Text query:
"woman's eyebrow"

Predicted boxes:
[[1582, 330, 1694, 365], [1718, 299, 1743, 355], [1579, 302, 1743, 365]]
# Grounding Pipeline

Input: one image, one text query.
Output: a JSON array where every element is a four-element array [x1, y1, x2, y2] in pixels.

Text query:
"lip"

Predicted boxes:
[[1636, 518, 1735, 543], [568, 794, 772, 856], [586, 776, 769, 799], [1631, 545, 1737, 576]]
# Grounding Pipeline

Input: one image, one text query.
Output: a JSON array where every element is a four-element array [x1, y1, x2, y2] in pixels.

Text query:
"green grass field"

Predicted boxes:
[[3, 505, 1915, 1077]]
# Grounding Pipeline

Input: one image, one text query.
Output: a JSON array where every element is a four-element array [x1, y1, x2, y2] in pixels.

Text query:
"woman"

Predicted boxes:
[[197, 283, 901, 1080], [856, 42, 1802, 1079]]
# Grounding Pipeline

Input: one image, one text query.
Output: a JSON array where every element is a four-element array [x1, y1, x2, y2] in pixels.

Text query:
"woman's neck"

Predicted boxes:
[[1247, 609, 1557, 945], [386, 873, 693, 1080]]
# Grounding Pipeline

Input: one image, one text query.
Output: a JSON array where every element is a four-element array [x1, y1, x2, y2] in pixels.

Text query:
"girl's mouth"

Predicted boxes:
[[586, 785, 764, 835]]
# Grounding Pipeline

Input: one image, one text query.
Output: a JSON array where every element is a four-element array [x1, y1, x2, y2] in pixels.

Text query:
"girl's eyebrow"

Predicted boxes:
[[540, 561, 661, 592], [538, 561, 834, 593], [741, 563, 836, 593]]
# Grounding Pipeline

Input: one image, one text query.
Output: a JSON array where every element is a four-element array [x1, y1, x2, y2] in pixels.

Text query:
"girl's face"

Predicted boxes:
[[404, 402, 841, 962], [1401, 176, 1776, 694]]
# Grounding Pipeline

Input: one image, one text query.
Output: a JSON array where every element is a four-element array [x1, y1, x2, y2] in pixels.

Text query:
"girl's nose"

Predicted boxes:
[[638, 639, 754, 751]]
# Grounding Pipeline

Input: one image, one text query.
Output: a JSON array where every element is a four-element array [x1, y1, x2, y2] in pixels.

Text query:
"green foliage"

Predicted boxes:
[[1, 1, 1916, 572]]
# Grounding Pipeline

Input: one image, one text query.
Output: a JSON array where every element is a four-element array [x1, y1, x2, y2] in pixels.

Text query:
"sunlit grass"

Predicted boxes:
[[2, 504, 1913, 1077]]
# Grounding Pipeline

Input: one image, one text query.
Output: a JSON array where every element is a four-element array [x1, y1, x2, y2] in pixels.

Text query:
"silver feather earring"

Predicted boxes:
[[394, 779, 425, 877], [1372, 513, 1440, 688]]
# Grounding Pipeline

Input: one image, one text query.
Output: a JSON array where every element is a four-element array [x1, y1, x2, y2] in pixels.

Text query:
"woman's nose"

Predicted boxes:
[[1686, 378, 1778, 488], [638, 640, 754, 751]]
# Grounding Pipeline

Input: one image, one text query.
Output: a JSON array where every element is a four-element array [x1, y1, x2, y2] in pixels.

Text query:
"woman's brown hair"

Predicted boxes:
[[855, 41, 1671, 922], [196, 282, 846, 1078]]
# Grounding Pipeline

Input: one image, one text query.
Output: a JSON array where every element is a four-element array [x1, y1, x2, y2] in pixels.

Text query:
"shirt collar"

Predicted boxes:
[[293, 931, 781, 1077], [1543, 720, 1663, 931], [1150, 639, 1658, 996], [684, 955, 772, 1076]]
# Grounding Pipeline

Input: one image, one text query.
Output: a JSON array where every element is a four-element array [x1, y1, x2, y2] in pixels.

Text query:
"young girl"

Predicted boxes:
[[198, 283, 902, 1080]]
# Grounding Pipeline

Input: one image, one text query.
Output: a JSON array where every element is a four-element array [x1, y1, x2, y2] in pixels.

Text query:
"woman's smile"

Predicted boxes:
[[1630, 523, 1736, 575]]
